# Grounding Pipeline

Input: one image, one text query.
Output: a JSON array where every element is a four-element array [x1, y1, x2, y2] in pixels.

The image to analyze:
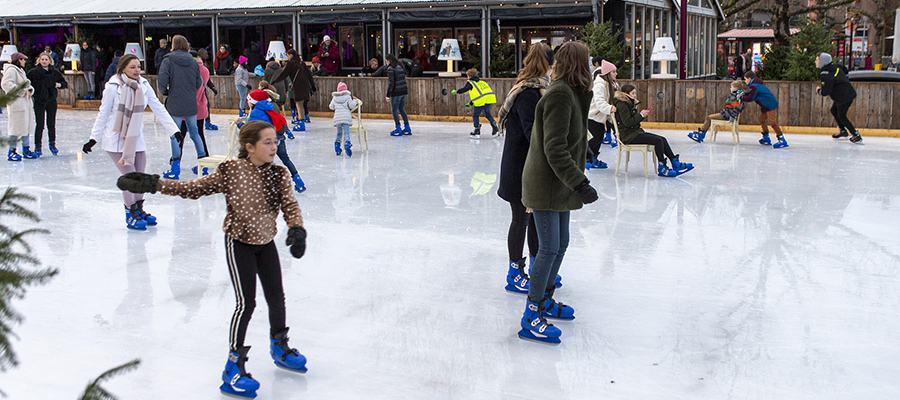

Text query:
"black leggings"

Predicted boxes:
[[34, 99, 58, 148], [830, 100, 855, 133], [508, 200, 538, 262], [225, 237, 287, 351], [586, 119, 607, 162], [627, 132, 677, 163]]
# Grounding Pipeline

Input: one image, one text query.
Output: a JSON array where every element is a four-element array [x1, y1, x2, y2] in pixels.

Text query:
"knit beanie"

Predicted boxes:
[[600, 60, 617, 75], [337, 82, 348, 92], [818, 53, 833, 68], [247, 89, 268, 106], [238, 55, 248, 65]]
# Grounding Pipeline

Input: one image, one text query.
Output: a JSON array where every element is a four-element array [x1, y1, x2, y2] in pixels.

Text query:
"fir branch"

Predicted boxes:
[[78, 359, 141, 400], [0, 83, 27, 109]]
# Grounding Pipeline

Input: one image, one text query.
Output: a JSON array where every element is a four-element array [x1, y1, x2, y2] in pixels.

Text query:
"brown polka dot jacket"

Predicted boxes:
[[158, 158, 303, 245]]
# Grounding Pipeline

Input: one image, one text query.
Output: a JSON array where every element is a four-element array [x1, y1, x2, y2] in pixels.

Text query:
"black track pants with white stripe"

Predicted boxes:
[[225, 236, 287, 351]]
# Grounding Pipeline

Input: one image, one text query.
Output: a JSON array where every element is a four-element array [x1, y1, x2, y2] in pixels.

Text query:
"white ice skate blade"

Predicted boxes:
[[274, 363, 308, 374], [517, 330, 561, 345]]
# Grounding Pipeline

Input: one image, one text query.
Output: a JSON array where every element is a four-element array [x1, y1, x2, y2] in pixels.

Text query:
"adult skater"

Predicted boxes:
[[157, 35, 206, 179], [271, 49, 315, 132], [384, 54, 411, 136], [2, 52, 37, 161], [116, 120, 309, 398], [497, 42, 557, 294], [816, 53, 863, 144], [83, 54, 181, 230], [27, 52, 68, 156], [518, 41, 598, 344], [586, 58, 618, 169]]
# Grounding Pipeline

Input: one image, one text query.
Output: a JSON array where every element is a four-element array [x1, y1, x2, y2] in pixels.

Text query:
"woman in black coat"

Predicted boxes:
[[27, 52, 68, 155], [385, 54, 410, 136], [271, 49, 316, 130], [497, 42, 554, 294]]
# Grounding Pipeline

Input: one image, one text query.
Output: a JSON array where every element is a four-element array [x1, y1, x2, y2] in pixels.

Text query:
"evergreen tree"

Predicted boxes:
[[782, 19, 835, 82], [583, 21, 632, 79], [490, 28, 516, 78]]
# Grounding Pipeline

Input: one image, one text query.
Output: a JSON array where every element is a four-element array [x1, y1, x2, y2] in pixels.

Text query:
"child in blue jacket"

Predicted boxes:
[[741, 71, 788, 149], [236, 90, 307, 192]]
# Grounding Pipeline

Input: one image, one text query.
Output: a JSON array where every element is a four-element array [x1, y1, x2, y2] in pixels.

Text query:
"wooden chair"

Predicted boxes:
[[610, 113, 656, 178], [710, 118, 740, 144], [196, 119, 242, 174], [348, 99, 369, 152]]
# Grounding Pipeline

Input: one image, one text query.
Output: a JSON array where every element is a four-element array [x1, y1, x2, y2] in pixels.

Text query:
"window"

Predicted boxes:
[[521, 26, 583, 53], [339, 26, 365, 69], [395, 28, 452, 71], [635, 6, 644, 79], [456, 27, 481, 71]]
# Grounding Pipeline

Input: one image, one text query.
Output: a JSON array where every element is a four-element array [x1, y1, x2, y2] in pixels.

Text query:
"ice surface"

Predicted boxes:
[[1, 109, 899, 399]]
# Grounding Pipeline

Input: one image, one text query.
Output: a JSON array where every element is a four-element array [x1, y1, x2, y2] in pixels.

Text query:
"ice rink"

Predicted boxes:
[[2, 109, 899, 399]]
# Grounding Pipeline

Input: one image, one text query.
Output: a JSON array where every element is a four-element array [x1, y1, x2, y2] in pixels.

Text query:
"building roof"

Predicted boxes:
[[718, 28, 800, 39]]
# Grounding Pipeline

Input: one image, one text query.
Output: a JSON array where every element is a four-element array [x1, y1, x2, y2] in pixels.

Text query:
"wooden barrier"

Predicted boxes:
[[59, 74, 900, 130]]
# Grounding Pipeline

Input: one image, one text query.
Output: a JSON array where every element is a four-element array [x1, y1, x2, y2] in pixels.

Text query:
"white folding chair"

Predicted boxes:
[[611, 113, 656, 178], [348, 99, 369, 152]]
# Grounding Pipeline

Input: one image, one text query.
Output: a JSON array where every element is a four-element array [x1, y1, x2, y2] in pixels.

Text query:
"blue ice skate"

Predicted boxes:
[[590, 158, 608, 169], [292, 174, 306, 193], [657, 162, 678, 178], [389, 124, 403, 137], [134, 200, 157, 226], [124, 205, 148, 231], [292, 120, 305, 133], [220, 347, 260, 398], [191, 165, 210, 176], [7, 149, 21, 162], [670, 155, 694, 175], [541, 287, 575, 320], [162, 160, 181, 180], [772, 136, 789, 149], [402, 125, 412, 135], [334, 142, 342, 156], [759, 133, 772, 146], [205, 120, 219, 131], [304, 113, 311, 123], [344, 141, 352, 158], [22, 146, 39, 159], [602, 132, 612, 145], [270, 328, 307, 373], [518, 300, 562, 344], [49, 143, 59, 155], [505, 258, 530, 294], [688, 130, 706, 143]]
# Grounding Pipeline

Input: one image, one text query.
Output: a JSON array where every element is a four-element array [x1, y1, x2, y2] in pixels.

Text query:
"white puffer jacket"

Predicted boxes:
[[588, 74, 615, 123], [89, 75, 180, 153], [329, 90, 358, 127], [1, 63, 35, 136]]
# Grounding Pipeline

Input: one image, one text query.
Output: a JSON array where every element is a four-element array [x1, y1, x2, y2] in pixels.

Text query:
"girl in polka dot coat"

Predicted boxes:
[[115, 120, 309, 397]]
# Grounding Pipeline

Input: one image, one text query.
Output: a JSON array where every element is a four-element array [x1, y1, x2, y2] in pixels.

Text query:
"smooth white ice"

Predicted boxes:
[[1, 109, 899, 399]]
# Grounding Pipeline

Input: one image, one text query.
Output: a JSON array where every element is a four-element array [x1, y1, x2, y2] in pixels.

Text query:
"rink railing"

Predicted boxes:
[[57, 75, 900, 130]]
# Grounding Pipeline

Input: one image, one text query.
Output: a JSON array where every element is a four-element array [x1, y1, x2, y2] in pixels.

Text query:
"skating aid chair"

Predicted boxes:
[[348, 99, 369, 152], [710, 118, 740, 145], [610, 113, 656, 178], [196, 119, 243, 173]]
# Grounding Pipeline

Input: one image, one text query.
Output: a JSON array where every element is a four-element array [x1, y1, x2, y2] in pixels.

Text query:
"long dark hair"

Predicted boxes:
[[385, 54, 399, 67], [238, 121, 276, 159], [552, 41, 592, 90]]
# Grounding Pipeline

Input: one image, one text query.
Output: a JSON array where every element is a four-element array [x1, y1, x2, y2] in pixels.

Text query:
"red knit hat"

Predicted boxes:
[[247, 89, 269, 106]]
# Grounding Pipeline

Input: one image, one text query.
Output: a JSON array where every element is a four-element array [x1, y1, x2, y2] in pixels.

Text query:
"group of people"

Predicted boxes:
[[3, 51, 68, 161]]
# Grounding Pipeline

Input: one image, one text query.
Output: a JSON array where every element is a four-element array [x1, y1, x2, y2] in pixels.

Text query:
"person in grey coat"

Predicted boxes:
[[156, 35, 206, 179]]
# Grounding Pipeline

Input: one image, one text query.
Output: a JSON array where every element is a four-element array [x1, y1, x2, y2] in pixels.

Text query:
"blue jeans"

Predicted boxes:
[[529, 210, 570, 303], [335, 123, 350, 143], [276, 133, 297, 176], [169, 115, 207, 162], [236, 84, 249, 111], [390, 95, 409, 126], [472, 103, 496, 128]]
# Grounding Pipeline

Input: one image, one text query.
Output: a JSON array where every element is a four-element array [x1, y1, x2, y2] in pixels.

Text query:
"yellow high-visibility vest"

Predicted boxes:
[[467, 79, 497, 106]]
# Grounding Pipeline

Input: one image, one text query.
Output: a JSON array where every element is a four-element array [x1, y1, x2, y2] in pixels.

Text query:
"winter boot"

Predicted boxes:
[[505, 258, 530, 294], [470, 126, 481, 138], [518, 300, 562, 344], [402, 124, 412, 136], [590, 157, 608, 169], [270, 328, 308, 373], [529, 256, 562, 288], [657, 161, 678, 177], [305, 113, 311, 123], [22, 146, 39, 159], [344, 141, 352, 158], [688, 129, 706, 143], [220, 347, 260, 398], [292, 120, 306, 133], [390, 124, 403, 137], [7, 149, 22, 162], [334, 142, 342, 156], [759, 133, 772, 146], [205, 120, 219, 131], [163, 160, 181, 180], [772, 135, 789, 149], [670, 154, 694, 175], [191, 165, 210, 176], [850, 131, 864, 145], [49, 142, 58, 156], [134, 200, 157, 226], [832, 128, 849, 140], [124, 204, 148, 231], [541, 287, 575, 320], [292, 174, 307, 193]]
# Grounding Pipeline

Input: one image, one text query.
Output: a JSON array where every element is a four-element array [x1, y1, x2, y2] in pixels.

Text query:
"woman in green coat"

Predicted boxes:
[[518, 41, 598, 344]]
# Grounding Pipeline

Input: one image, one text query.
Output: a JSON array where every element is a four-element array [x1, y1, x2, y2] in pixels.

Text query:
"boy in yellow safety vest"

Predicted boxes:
[[451, 68, 498, 138]]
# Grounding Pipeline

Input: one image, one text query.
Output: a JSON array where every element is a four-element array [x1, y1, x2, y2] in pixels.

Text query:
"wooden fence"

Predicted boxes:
[[59, 74, 900, 130]]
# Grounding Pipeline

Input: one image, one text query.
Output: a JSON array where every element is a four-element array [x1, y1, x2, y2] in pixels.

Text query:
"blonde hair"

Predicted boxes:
[[551, 41, 592, 90], [516, 43, 551, 84], [731, 80, 748, 91], [466, 68, 479, 79]]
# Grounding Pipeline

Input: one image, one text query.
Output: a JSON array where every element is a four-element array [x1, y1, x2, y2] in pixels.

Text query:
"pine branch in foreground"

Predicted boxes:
[[78, 359, 142, 400]]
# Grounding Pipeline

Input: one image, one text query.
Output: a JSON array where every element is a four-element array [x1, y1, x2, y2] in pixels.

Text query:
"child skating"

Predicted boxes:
[[329, 81, 359, 157], [451, 68, 498, 138], [687, 80, 748, 143], [741, 71, 788, 148], [116, 120, 309, 398], [235, 90, 306, 193]]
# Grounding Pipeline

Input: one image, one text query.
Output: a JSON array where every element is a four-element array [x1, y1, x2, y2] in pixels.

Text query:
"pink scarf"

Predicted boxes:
[[112, 74, 145, 165]]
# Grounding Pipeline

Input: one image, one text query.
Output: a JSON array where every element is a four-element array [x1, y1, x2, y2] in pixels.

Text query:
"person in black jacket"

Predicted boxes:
[[816, 53, 862, 144], [154, 38, 170, 75], [385, 54, 410, 136], [27, 52, 68, 155], [79, 41, 99, 99]]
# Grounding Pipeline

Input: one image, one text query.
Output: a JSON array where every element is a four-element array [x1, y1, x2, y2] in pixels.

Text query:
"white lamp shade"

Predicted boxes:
[[266, 41, 288, 61], [437, 39, 463, 61], [0, 45, 18, 62], [124, 43, 144, 60], [650, 37, 678, 62], [63, 44, 82, 62]]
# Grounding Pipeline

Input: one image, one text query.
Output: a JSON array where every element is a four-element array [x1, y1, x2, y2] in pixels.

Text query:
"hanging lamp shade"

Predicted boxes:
[[0, 45, 18, 62], [266, 41, 288, 61], [124, 43, 145, 60]]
